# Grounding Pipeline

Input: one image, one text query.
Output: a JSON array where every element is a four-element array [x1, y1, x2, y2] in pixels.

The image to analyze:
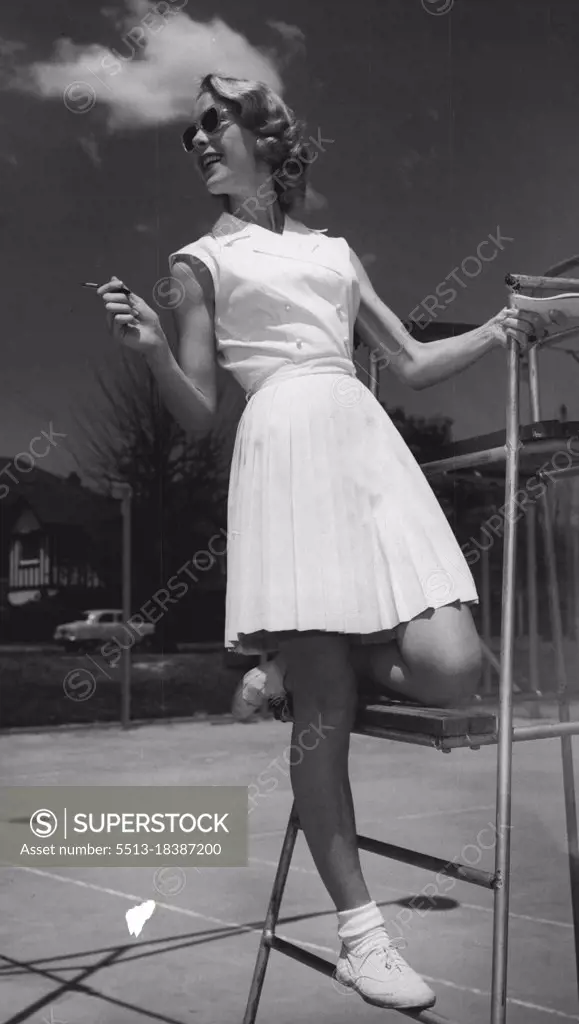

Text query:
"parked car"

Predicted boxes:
[[223, 649, 260, 671], [54, 609, 155, 653]]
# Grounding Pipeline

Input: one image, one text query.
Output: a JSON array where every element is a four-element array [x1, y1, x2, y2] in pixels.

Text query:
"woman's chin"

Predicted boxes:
[[206, 176, 230, 195]]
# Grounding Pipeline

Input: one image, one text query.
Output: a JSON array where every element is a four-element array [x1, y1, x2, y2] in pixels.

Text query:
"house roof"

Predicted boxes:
[[0, 461, 119, 528]]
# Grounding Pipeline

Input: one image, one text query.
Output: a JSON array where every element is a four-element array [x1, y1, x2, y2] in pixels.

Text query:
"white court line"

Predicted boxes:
[[455, 901, 573, 932], [6, 865, 578, 1021], [9, 865, 255, 933], [250, 857, 574, 931], [254, 804, 494, 836], [251, 829, 288, 839], [4, 750, 232, 783], [395, 804, 496, 821]]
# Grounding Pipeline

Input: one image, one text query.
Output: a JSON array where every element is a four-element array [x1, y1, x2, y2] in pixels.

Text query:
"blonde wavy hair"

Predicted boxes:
[[197, 73, 310, 215]]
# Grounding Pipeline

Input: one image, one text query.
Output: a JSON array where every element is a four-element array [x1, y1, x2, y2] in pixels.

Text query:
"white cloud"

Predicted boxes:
[[0, 37, 27, 60], [267, 20, 306, 48], [78, 135, 102, 166], [270, 20, 303, 38], [0, 36, 27, 87], [265, 20, 306, 70], [5, 1, 283, 130]]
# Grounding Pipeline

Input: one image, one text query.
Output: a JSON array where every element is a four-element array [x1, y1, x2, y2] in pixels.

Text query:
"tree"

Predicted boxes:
[[70, 353, 231, 645], [385, 405, 454, 462], [384, 403, 492, 532]]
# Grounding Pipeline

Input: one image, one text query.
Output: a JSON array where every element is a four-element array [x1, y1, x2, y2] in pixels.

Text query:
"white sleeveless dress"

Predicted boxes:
[[169, 211, 478, 654]]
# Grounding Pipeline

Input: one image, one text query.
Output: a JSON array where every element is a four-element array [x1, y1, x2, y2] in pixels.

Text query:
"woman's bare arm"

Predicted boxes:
[[350, 250, 422, 386], [350, 250, 537, 390], [144, 257, 218, 435]]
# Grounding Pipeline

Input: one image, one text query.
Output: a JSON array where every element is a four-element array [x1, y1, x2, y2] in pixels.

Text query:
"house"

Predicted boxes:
[[0, 462, 120, 636]]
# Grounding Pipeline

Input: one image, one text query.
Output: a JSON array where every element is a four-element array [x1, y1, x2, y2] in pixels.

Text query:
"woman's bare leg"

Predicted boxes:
[[278, 632, 369, 911], [276, 629, 438, 1009], [350, 602, 482, 707], [272, 605, 481, 910]]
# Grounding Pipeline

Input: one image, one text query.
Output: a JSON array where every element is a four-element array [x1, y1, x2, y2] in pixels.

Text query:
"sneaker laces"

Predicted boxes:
[[356, 935, 409, 976]]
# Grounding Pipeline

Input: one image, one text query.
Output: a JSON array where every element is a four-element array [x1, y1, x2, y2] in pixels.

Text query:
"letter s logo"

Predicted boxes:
[[30, 809, 58, 837]]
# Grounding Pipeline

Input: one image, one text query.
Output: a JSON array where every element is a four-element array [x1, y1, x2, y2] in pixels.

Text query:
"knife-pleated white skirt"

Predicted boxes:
[[224, 368, 478, 655]]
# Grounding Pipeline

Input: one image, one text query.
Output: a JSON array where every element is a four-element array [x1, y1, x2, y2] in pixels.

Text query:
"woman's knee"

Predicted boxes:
[[423, 643, 482, 707], [399, 604, 483, 706]]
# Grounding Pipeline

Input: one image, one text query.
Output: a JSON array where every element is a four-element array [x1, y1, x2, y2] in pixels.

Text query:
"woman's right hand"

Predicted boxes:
[[97, 276, 168, 354]]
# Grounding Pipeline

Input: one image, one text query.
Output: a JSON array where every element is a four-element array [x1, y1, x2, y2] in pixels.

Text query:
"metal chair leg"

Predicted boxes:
[[538, 481, 579, 996], [481, 544, 493, 694], [242, 804, 300, 1024], [526, 501, 542, 696], [490, 324, 520, 1024]]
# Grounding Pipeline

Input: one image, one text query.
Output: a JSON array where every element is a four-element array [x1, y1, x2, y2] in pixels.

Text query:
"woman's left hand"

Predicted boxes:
[[487, 307, 546, 353]]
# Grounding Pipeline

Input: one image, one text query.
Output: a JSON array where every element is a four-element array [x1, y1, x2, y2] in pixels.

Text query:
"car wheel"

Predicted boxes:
[[76, 640, 98, 654]]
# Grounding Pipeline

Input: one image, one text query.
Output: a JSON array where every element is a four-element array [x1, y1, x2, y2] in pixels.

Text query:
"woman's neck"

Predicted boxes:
[[227, 192, 285, 234]]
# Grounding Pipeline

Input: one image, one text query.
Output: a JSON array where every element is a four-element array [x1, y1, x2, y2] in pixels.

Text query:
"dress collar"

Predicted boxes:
[[210, 210, 327, 245]]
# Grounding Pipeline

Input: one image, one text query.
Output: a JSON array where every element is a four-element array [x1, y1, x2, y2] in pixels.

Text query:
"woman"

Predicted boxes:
[[98, 74, 541, 1011]]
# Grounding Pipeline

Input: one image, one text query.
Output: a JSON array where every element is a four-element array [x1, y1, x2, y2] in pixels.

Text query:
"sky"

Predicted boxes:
[[1, 0, 579, 478]]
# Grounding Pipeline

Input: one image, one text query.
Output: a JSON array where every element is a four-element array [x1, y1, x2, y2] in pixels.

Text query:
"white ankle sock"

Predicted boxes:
[[337, 900, 388, 956]]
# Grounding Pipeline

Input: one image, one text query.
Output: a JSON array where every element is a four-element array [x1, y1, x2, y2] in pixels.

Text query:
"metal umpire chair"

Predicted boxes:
[[242, 262, 579, 1024]]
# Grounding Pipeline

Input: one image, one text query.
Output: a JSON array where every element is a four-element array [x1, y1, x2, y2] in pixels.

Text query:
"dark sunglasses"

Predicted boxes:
[[181, 106, 232, 152]]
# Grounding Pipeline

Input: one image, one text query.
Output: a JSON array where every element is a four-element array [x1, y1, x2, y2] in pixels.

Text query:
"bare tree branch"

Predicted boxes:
[[68, 353, 230, 621]]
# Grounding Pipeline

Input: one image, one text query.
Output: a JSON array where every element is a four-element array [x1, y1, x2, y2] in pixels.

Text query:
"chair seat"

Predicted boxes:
[[354, 701, 497, 748]]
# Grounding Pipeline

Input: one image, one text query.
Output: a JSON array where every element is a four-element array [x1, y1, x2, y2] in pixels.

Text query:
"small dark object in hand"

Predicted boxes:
[[81, 281, 131, 296], [268, 693, 294, 723]]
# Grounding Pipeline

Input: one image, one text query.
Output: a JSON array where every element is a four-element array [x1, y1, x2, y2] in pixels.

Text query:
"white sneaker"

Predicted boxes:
[[231, 658, 286, 722], [333, 936, 436, 1010]]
